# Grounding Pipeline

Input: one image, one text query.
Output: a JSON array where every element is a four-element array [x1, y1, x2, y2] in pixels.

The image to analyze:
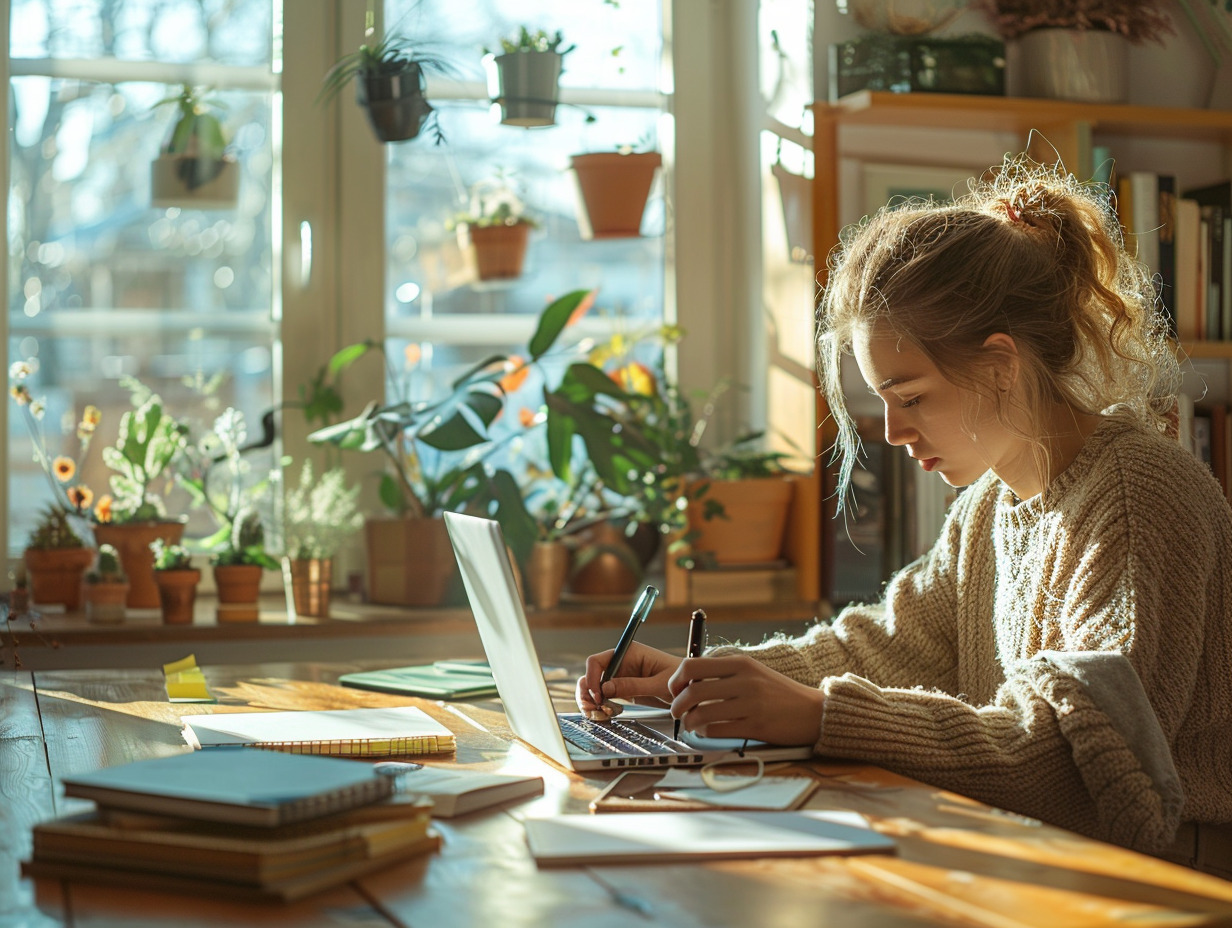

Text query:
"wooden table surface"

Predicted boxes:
[[3, 659, 1232, 928]]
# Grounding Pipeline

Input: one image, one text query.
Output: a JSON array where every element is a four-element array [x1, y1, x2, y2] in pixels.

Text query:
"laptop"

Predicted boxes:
[[444, 511, 813, 772]]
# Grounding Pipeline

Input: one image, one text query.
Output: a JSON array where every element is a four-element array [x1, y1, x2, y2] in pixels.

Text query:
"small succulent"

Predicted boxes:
[[27, 506, 87, 550], [150, 538, 194, 571], [87, 544, 126, 584], [212, 508, 278, 569]]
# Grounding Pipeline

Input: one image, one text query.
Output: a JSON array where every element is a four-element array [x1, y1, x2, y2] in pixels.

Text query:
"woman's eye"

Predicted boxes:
[[900, 397, 920, 408]]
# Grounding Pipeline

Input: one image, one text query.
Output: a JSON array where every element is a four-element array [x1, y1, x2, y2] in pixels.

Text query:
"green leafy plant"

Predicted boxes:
[[151, 84, 233, 190], [87, 544, 126, 584], [282, 459, 364, 560], [150, 539, 194, 571], [101, 387, 191, 524], [307, 290, 595, 567], [317, 32, 451, 103], [487, 26, 575, 56], [26, 506, 88, 551], [211, 508, 278, 569], [177, 407, 271, 553]]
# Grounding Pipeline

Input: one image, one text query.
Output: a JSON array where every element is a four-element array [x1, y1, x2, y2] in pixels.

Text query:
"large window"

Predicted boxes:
[[6, 0, 279, 551]]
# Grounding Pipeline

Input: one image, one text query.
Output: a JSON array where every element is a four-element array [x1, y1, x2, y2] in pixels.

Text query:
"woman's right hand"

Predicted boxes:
[[575, 643, 682, 719]]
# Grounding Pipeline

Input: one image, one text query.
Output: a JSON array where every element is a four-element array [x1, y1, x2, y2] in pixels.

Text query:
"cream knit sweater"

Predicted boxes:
[[714, 413, 1232, 851]]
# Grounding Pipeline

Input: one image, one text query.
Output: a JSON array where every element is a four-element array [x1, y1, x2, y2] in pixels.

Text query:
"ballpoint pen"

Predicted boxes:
[[674, 608, 707, 742], [596, 585, 659, 708]]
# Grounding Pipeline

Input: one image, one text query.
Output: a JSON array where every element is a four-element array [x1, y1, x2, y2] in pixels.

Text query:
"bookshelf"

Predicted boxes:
[[811, 92, 1232, 604]]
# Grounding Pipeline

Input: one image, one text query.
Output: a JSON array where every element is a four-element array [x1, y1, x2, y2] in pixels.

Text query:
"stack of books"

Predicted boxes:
[[22, 749, 441, 903]]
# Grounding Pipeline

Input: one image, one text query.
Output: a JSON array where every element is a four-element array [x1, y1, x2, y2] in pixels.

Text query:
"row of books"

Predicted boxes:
[[22, 711, 544, 902], [1178, 395, 1232, 502], [1115, 171, 1231, 342]]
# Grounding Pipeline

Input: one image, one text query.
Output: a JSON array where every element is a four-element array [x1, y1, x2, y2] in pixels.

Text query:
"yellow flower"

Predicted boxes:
[[80, 405, 101, 429], [67, 485, 94, 511], [53, 456, 76, 482], [9, 361, 32, 380], [94, 495, 114, 524], [610, 362, 657, 396]]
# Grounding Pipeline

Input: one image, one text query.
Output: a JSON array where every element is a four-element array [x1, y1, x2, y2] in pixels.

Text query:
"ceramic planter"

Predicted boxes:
[[568, 523, 642, 598], [23, 547, 94, 611], [466, 221, 531, 280], [526, 541, 570, 609], [487, 51, 563, 127], [154, 568, 201, 625], [570, 152, 662, 239], [150, 155, 240, 209], [1013, 29, 1128, 104], [686, 477, 795, 565], [364, 517, 456, 607], [84, 581, 129, 625], [92, 521, 186, 610], [289, 557, 333, 618], [357, 65, 434, 142], [213, 564, 263, 623]]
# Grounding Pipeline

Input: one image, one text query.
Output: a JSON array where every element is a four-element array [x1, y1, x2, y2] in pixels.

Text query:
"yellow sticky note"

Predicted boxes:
[[162, 654, 198, 675]]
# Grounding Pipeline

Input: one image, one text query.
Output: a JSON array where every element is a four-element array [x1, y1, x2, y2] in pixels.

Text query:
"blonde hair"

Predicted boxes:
[[819, 153, 1180, 508]]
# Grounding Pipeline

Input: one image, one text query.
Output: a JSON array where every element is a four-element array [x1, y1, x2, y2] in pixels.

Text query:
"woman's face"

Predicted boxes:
[[852, 325, 1028, 491]]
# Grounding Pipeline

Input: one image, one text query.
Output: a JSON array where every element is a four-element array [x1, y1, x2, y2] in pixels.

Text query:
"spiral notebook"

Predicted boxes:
[[181, 705, 456, 758], [61, 750, 394, 827]]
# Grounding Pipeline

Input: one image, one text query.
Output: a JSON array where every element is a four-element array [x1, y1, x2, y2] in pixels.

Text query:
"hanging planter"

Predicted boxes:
[[149, 84, 239, 210], [320, 34, 450, 144], [484, 28, 574, 128], [570, 150, 662, 240], [466, 221, 533, 280]]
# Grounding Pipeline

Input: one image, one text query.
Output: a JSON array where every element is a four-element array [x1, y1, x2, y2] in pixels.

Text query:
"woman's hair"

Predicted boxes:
[[818, 153, 1180, 508]]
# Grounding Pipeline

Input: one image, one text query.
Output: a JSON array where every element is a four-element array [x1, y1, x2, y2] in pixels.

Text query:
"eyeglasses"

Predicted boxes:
[[699, 754, 765, 792]]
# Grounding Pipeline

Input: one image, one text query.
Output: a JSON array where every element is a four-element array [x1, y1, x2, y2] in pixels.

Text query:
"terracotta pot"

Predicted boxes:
[[467, 222, 531, 280], [570, 151, 661, 239], [289, 557, 332, 618], [526, 541, 570, 610], [93, 521, 186, 609], [23, 547, 94, 611], [212, 564, 263, 623], [364, 517, 457, 607], [568, 523, 642, 598], [154, 568, 201, 625], [84, 581, 129, 625], [687, 477, 795, 565]]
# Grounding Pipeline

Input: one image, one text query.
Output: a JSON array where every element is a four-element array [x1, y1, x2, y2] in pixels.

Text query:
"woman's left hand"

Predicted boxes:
[[668, 654, 825, 747]]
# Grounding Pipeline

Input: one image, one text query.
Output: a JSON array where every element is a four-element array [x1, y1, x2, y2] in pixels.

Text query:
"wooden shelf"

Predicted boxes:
[[1179, 341, 1232, 360]]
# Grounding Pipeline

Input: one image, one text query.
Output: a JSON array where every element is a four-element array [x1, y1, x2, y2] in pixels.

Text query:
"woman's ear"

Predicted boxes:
[[982, 332, 1019, 392]]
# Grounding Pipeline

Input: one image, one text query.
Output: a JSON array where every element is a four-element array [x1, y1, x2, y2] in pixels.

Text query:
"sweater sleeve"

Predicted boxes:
[[707, 485, 970, 692]]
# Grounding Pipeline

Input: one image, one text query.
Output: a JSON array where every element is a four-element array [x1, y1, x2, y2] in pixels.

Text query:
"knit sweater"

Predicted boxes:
[[713, 413, 1232, 852]]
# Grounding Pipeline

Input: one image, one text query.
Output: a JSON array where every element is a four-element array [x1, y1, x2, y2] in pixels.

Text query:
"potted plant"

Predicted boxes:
[[484, 27, 574, 127], [92, 385, 191, 610], [451, 176, 539, 282], [22, 506, 95, 613], [282, 459, 364, 618], [150, 539, 201, 626], [570, 137, 662, 240], [318, 32, 450, 144], [83, 544, 128, 625], [973, 0, 1174, 102], [150, 84, 239, 208], [211, 509, 278, 623], [306, 293, 597, 606]]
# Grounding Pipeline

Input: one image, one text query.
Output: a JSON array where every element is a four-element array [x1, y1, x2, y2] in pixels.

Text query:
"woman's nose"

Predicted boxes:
[[884, 408, 916, 446]]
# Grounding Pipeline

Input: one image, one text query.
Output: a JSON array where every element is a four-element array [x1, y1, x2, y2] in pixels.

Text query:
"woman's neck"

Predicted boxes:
[[997, 405, 1103, 502]]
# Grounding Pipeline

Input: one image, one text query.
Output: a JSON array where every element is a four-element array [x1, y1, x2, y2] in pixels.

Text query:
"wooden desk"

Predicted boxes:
[[4, 660, 1232, 927]]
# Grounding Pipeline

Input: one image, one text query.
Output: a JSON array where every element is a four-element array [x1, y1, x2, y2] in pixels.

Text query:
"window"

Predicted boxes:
[[6, 0, 280, 551]]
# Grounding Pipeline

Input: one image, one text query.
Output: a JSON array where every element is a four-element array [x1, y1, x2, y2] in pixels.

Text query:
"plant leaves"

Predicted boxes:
[[529, 289, 592, 360]]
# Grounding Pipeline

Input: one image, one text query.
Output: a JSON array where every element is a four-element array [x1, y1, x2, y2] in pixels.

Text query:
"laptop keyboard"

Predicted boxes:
[[559, 715, 683, 756]]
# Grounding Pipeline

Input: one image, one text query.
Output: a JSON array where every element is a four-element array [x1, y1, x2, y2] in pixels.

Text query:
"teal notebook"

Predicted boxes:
[[338, 664, 499, 699]]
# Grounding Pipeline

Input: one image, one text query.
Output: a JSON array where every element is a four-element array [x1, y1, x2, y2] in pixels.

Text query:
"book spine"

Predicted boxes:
[[1157, 175, 1177, 335]]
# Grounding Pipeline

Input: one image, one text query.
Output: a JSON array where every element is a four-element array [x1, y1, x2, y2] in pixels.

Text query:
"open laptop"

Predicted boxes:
[[444, 511, 813, 772]]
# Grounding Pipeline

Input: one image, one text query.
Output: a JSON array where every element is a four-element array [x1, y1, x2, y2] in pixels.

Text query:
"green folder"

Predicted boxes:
[[338, 665, 499, 699]]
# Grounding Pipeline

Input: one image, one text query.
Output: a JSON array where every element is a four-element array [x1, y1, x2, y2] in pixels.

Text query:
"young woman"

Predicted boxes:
[[575, 155, 1232, 875]]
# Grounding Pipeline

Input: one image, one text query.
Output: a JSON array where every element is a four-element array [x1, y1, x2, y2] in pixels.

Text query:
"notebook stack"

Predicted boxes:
[[22, 750, 441, 902]]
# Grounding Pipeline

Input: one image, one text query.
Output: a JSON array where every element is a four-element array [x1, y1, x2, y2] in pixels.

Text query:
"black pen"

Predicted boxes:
[[598, 585, 659, 702], [674, 608, 707, 742]]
